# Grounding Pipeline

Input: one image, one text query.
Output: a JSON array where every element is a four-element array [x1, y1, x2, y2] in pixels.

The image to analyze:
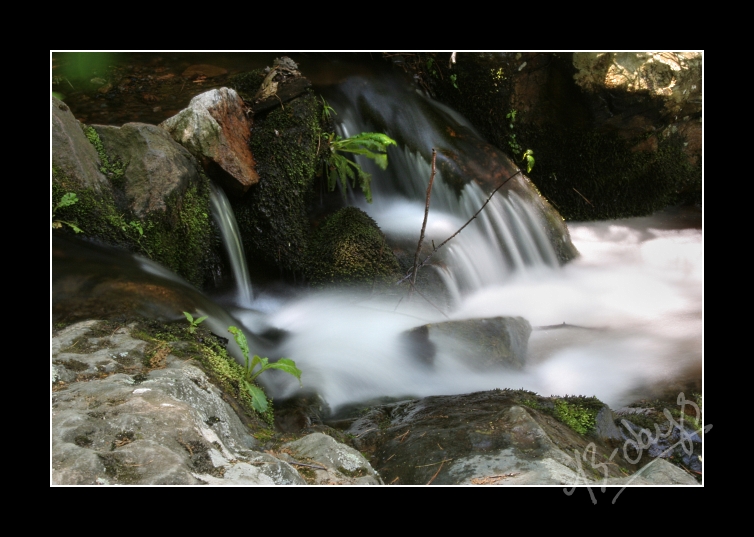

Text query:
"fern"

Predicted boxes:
[[324, 132, 397, 203]]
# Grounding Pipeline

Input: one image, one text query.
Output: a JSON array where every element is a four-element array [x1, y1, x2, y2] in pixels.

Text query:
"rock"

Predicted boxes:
[[92, 122, 201, 219], [343, 389, 698, 486], [160, 88, 259, 197], [51, 96, 108, 194], [401, 316, 532, 370], [419, 52, 703, 220], [51, 321, 303, 485], [305, 207, 402, 287], [282, 432, 383, 485], [52, 102, 221, 288], [572, 52, 702, 120]]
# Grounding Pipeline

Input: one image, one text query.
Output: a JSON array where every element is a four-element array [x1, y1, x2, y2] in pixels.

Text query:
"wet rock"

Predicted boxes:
[[401, 316, 531, 370], [51, 321, 302, 485], [91, 122, 200, 219]]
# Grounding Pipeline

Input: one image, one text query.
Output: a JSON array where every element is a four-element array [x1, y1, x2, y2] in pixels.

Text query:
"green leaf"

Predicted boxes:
[[183, 312, 194, 324], [57, 192, 79, 210], [243, 381, 268, 413], [194, 316, 208, 325], [228, 326, 250, 363], [266, 358, 303, 386]]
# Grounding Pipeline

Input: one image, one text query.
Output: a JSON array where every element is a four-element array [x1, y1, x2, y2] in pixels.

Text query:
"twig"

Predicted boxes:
[[427, 460, 446, 485], [408, 280, 449, 319], [410, 149, 437, 298], [399, 169, 522, 285], [396, 430, 410, 443], [573, 187, 593, 207], [416, 458, 453, 468]]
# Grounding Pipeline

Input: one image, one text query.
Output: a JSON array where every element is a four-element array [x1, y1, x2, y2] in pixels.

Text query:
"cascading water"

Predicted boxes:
[[51, 64, 701, 419], [253, 73, 701, 413], [325, 76, 563, 302], [209, 181, 253, 306]]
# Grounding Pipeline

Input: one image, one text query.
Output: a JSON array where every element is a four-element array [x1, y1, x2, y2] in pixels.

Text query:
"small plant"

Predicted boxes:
[[522, 149, 535, 174], [183, 312, 207, 334], [323, 131, 397, 203], [449, 73, 459, 90], [321, 96, 336, 121], [228, 326, 302, 414], [123, 220, 144, 242], [52, 192, 84, 233]]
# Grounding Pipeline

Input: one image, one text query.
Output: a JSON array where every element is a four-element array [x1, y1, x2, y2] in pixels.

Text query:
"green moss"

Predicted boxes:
[[232, 91, 323, 280], [305, 207, 401, 287], [228, 70, 266, 102], [82, 125, 127, 185], [53, 157, 220, 289], [553, 400, 598, 435]]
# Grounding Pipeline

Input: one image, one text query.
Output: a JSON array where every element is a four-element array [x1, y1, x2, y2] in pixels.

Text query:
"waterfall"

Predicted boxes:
[[324, 75, 562, 301], [209, 182, 253, 305]]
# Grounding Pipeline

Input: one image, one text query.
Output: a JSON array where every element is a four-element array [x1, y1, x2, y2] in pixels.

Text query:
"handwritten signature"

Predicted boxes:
[[563, 392, 710, 504]]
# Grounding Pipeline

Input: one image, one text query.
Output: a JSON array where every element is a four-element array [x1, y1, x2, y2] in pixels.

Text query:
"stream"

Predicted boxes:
[[51, 52, 703, 417]]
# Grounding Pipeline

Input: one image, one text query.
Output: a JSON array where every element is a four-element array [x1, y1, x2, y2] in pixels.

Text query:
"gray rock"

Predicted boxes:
[[160, 88, 259, 197], [91, 123, 201, 219], [283, 432, 383, 485], [51, 97, 108, 193]]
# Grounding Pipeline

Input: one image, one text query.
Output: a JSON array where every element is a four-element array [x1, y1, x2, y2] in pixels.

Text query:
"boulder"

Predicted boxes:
[[160, 88, 259, 197], [305, 207, 402, 287], [400, 316, 532, 370], [342, 389, 699, 486], [51, 98, 221, 289]]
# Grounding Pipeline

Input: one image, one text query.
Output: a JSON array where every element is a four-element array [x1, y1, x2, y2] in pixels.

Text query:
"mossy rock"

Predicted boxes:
[[52, 116, 222, 289], [231, 91, 323, 280], [305, 207, 401, 287]]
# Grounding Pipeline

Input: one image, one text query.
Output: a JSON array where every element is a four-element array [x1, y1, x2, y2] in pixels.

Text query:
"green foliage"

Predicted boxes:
[[227, 326, 302, 414], [323, 132, 397, 203], [321, 96, 336, 121], [449, 74, 459, 90], [182, 312, 207, 334], [553, 400, 598, 435], [522, 149, 535, 174], [427, 58, 438, 77], [52, 192, 84, 233]]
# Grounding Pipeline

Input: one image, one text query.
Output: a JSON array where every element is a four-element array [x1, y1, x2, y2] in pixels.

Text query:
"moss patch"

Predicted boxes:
[[53, 150, 221, 289], [305, 207, 401, 287]]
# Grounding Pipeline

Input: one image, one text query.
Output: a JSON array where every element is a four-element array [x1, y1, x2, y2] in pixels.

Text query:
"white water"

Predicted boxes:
[[251, 208, 701, 412], [209, 182, 253, 306]]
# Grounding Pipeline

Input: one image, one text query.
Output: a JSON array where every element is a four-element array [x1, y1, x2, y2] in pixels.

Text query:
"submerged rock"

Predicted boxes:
[[400, 316, 531, 370]]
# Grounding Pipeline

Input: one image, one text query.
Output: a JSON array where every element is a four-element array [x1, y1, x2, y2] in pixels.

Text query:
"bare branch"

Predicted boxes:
[[399, 168, 523, 286], [409, 149, 437, 298]]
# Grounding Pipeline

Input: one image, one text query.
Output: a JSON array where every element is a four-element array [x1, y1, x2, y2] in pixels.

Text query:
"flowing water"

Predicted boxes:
[[51, 53, 703, 415]]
